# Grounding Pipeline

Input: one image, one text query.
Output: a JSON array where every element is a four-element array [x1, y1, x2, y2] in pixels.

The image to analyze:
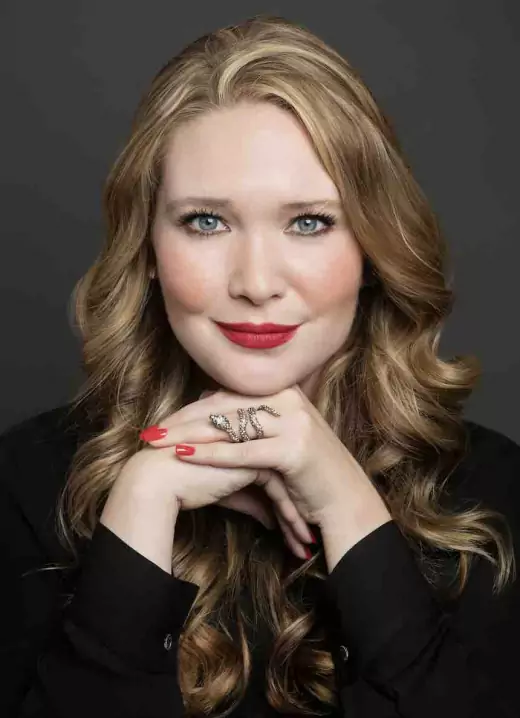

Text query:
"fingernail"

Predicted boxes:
[[175, 444, 196, 456], [309, 530, 317, 544], [140, 425, 168, 442], [304, 547, 312, 560]]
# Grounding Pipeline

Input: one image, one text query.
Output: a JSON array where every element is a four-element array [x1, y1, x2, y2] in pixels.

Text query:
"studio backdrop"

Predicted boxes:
[[0, 1, 518, 440]]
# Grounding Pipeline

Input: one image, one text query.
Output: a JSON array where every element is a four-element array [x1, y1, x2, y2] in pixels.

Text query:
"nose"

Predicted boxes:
[[228, 233, 286, 305]]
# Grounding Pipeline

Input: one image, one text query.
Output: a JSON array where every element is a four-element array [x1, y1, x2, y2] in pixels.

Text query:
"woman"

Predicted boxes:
[[1, 13, 519, 718]]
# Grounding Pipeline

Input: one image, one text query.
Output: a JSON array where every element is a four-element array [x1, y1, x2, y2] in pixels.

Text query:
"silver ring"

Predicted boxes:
[[209, 404, 281, 442]]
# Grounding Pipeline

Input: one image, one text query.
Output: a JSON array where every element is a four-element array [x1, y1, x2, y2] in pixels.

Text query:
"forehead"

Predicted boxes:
[[160, 103, 339, 204]]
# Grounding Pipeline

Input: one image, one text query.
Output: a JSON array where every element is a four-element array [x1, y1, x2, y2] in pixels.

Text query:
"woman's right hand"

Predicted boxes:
[[114, 441, 313, 559], [193, 390, 315, 558], [101, 399, 314, 568]]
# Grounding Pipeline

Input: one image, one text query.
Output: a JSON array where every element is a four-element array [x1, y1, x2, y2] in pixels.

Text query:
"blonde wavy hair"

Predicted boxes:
[[52, 13, 515, 717]]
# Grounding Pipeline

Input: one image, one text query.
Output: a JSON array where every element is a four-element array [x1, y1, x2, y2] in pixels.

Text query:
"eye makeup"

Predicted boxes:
[[173, 206, 337, 238]]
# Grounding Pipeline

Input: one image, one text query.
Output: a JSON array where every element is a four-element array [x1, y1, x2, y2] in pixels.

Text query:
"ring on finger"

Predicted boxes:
[[209, 404, 281, 442]]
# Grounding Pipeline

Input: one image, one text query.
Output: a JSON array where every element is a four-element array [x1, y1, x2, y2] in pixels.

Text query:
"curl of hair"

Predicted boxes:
[[49, 14, 515, 717]]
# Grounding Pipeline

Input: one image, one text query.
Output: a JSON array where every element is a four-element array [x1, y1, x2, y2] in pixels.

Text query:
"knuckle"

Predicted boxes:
[[210, 443, 223, 461], [258, 468, 274, 484], [267, 469, 283, 486], [281, 502, 299, 523]]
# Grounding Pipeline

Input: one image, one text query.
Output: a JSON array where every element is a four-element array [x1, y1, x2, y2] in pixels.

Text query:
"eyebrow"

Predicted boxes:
[[165, 197, 343, 212]]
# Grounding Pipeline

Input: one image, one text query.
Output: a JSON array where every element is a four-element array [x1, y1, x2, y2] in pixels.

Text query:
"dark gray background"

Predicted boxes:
[[1, 2, 518, 441]]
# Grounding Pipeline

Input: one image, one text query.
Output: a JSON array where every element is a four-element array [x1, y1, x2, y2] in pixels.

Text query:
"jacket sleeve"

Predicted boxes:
[[0, 470, 199, 718], [323, 439, 520, 718]]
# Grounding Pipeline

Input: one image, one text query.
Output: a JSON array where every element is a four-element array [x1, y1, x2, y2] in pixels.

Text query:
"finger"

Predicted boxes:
[[256, 470, 314, 544], [138, 394, 221, 443], [141, 417, 233, 447], [274, 507, 309, 561], [171, 436, 289, 477], [141, 395, 282, 447], [216, 490, 276, 530]]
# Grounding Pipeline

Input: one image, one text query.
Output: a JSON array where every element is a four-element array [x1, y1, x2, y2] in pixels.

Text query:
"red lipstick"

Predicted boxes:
[[215, 321, 301, 349], [216, 322, 300, 333]]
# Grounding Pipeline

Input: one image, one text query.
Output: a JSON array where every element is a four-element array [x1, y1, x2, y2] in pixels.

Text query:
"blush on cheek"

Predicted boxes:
[[304, 252, 363, 312], [158, 259, 213, 314]]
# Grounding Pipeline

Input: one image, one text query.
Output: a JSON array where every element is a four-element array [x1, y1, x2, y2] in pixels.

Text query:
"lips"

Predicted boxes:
[[215, 321, 301, 334], [215, 322, 300, 349]]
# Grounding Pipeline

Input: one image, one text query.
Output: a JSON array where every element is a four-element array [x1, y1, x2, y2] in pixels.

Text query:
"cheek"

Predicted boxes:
[[296, 246, 363, 311], [155, 245, 215, 314]]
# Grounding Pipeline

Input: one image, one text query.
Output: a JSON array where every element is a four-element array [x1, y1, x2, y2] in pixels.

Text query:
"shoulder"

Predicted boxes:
[[0, 403, 101, 554], [1, 403, 85, 445], [463, 418, 520, 458], [449, 418, 520, 512], [0, 403, 91, 480]]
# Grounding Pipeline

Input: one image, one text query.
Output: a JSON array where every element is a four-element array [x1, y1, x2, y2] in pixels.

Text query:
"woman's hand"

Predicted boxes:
[[195, 391, 315, 557], [141, 385, 392, 536], [134, 389, 315, 559]]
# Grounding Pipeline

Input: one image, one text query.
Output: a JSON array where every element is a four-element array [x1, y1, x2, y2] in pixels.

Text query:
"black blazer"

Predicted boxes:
[[1, 404, 520, 717]]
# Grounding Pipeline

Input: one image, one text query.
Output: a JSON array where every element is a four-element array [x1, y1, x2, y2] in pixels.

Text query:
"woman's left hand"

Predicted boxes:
[[142, 385, 391, 534]]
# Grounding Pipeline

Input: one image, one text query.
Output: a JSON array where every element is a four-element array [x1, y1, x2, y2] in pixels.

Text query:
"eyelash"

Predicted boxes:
[[174, 206, 337, 238]]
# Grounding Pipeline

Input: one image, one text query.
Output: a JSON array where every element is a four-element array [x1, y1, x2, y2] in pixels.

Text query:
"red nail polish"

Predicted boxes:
[[175, 444, 195, 456], [309, 530, 317, 544], [304, 547, 312, 560], [139, 425, 168, 442]]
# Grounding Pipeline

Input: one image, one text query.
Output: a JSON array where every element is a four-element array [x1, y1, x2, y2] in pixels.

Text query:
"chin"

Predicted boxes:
[[209, 370, 297, 398]]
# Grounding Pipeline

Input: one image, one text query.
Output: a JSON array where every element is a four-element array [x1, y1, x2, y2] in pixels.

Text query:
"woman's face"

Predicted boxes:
[[151, 101, 363, 398]]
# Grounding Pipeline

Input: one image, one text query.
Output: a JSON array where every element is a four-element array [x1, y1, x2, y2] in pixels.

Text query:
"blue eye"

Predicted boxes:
[[175, 207, 337, 238], [192, 214, 222, 233], [293, 215, 329, 234]]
